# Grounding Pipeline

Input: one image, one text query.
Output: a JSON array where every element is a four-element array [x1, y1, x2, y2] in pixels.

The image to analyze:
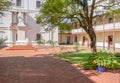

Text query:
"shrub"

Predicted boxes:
[[47, 40, 57, 47], [59, 46, 65, 50], [114, 52, 120, 57], [36, 40, 43, 45], [89, 51, 118, 69], [83, 62, 96, 69], [0, 38, 7, 45], [73, 42, 80, 52]]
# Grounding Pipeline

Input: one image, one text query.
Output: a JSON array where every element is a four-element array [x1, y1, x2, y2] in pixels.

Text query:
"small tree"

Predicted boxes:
[[47, 40, 58, 47], [0, 38, 7, 46], [73, 42, 80, 52]]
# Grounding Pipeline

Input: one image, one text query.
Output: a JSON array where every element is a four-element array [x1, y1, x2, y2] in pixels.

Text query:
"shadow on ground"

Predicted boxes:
[[0, 55, 94, 83], [0, 46, 6, 50]]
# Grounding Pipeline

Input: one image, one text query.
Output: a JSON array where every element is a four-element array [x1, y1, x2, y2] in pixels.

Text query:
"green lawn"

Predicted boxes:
[[54, 50, 120, 69], [54, 50, 92, 67]]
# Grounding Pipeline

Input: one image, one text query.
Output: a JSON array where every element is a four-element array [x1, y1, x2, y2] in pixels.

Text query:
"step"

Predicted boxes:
[[6, 45, 35, 50]]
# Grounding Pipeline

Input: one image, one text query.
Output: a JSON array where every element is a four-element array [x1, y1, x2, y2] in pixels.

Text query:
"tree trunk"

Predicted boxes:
[[87, 28, 97, 53]]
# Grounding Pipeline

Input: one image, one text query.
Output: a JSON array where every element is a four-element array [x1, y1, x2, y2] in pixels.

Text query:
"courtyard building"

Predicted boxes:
[[59, 0, 120, 50], [0, 0, 58, 46]]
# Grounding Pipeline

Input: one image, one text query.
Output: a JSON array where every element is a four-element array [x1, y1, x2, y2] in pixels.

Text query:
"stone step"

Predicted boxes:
[[6, 45, 35, 50]]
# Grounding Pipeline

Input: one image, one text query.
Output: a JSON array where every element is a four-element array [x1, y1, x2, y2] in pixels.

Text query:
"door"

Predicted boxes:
[[67, 36, 70, 44], [108, 35, 113, 49], [82, 36, 85, 46], [74, 35, 77, 42]]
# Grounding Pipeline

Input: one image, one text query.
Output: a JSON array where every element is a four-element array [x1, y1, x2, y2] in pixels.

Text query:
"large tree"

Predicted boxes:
[[37, 0, 120, 53]]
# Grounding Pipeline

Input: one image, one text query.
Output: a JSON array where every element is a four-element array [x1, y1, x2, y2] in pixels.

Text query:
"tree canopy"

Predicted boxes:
[[0, 0, 11, 14]]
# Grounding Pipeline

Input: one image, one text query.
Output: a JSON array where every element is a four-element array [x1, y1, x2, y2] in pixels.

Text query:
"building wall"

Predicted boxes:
[[0, 11, 12, 28], [0, 0, 58, 46], [115, 32, 120, 48]]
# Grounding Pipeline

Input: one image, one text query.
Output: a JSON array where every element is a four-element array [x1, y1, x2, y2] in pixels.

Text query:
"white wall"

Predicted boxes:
[[0, 0, 58, 46], [0, 11, 12, 28]]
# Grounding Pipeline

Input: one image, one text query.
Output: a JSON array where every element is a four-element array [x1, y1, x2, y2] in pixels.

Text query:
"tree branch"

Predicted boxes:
[[90, 0, 96, 20]]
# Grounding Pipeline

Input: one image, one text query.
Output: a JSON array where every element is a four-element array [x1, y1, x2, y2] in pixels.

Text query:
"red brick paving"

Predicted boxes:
[[0, 46, 120, 83]]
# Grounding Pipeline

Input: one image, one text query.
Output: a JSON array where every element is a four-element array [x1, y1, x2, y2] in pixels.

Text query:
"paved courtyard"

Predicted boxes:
[[0, 47, 120, 83]]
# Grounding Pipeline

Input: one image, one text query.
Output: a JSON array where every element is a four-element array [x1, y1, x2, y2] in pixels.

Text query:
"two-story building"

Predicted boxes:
[[59, 0, 120, 50]]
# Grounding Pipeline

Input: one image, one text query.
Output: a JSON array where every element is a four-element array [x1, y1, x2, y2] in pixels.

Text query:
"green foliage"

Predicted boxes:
[[0, 38, 7, 45], [47, 40, 57, 47], [54, 50, 120, 70], [37, 0, 120, 53], [36, 40, 43, 45], [105, 8, 120, 20], [73, 42, 80, 52], [83, 62, 96, 70], [54, 50, 92, 69], [116, 56, 120, 68], [59, 46, 66, 51], [59, 23, 72, 33], [0, 0, 11, 14], [89, 51, 118, 68], [36, 0, 80, 32]]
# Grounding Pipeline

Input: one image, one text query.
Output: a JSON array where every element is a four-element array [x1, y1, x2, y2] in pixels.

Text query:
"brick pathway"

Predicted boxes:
[[0, 47, 120, 83]]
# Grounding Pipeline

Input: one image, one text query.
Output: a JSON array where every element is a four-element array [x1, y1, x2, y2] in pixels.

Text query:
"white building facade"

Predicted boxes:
[[0, 0, 58, 46], [59, 0, 120, 50]]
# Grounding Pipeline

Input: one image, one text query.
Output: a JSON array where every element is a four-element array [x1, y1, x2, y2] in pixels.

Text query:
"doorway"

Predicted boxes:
[[108, 35, 113, 49], [67, 36, 70, 44], [74, 35, 77, 42], [82, 36, 86, 46]]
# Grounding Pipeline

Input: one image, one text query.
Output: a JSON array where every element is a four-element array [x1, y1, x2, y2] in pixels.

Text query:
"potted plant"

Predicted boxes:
[[95, 51, 117, 72], [89, 51, 117, 72]]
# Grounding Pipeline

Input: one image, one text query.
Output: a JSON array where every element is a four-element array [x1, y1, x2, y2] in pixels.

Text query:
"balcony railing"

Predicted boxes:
[[71, 22, 120, 33], [94, 22, 120, 31], [71, 28, 82, 34]]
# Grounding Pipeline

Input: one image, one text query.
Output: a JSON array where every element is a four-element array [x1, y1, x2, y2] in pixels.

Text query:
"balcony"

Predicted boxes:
[[11, 12, 27, 26], [71, 22, 120, 34], [71, 28, 82, 34], [94, 22, 120, 31]]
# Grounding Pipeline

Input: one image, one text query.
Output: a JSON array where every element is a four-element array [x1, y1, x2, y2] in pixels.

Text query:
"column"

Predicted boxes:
[[113, 15, 115, 51], [103, 16, 105, 49]]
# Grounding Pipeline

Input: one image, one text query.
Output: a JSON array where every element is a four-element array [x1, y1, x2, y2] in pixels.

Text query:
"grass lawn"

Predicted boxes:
[[54, 50, 120, 69], [54, 50, 92, 67]]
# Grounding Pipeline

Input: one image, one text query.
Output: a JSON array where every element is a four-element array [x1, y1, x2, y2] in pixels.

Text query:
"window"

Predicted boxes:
[[36, 34, 41, 40], [36, 1, 41, 8], [0, 14, 2, 23], [16, 0, 21, 6], [108, 18, 113, 23]]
